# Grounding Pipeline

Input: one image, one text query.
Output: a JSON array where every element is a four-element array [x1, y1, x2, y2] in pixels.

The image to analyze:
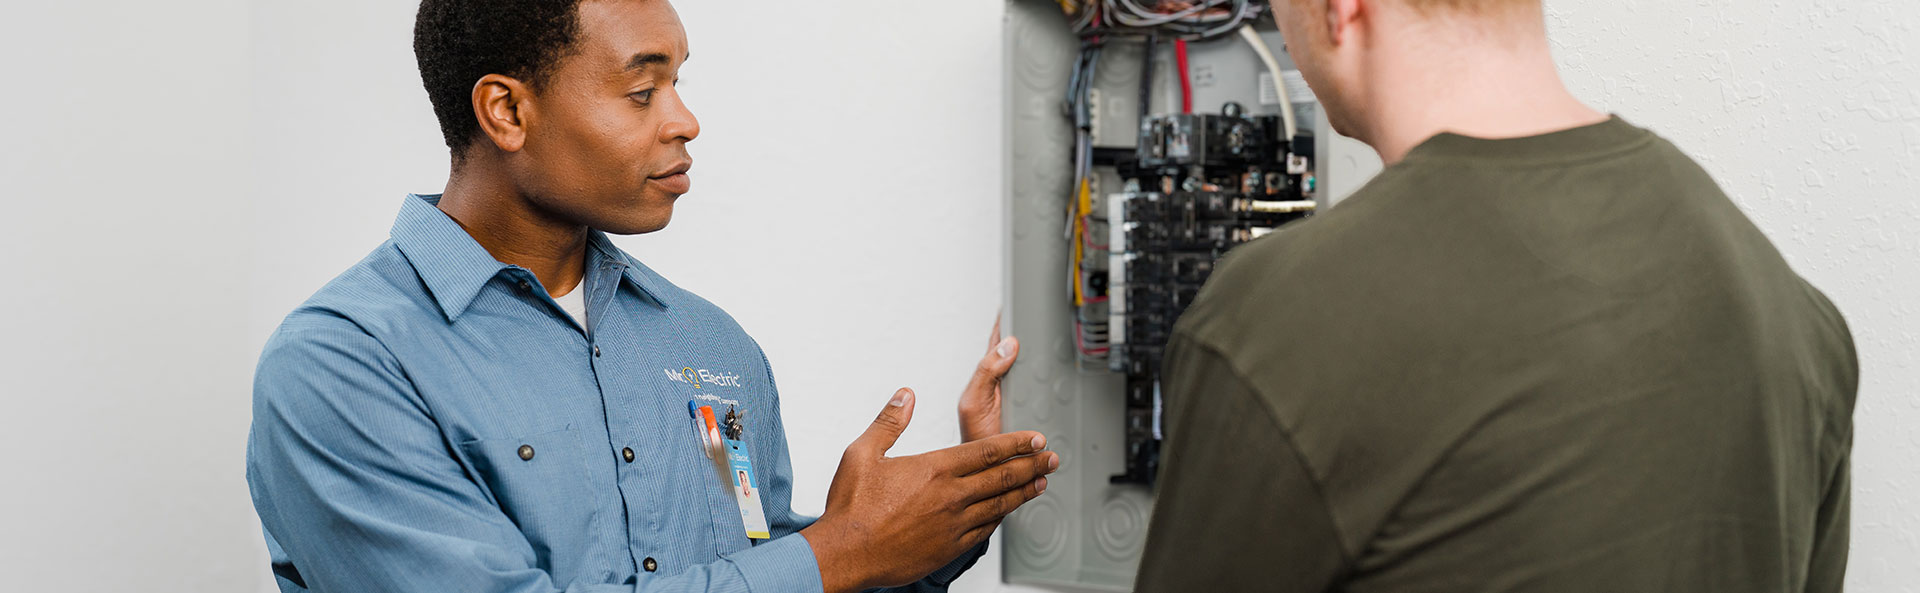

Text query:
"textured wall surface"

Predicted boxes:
[[1544, 2, 1920, 589]]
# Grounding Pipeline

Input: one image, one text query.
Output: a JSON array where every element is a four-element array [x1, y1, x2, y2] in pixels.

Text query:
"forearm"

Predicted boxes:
[[799, 521, 869, 593]]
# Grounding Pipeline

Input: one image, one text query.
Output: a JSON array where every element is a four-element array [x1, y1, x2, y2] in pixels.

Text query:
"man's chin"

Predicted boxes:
[[596, 208, 674, 235]]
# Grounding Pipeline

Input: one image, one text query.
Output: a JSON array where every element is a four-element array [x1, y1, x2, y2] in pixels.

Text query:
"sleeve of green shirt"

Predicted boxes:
[[1803, 441, 1851, 593], [1134, 335, 1350, 593]]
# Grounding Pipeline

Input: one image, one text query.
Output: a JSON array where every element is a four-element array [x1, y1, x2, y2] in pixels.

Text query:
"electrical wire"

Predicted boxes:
[[1067, 41, 1115, 360], [1237, 25, 1298, 139], [1174, 39, 1192, 114], [1248, 199, 1317, 213], [1050, 4, 1292, 365], [1139, 34, 1156, 125], [1075, 321, 1112, 356], [1064, 0, 1263, 41]]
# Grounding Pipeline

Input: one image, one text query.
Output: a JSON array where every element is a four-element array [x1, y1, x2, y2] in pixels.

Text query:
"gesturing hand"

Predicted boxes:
[[802, 387, 1057, 593], [958, 314, 1019, 443]]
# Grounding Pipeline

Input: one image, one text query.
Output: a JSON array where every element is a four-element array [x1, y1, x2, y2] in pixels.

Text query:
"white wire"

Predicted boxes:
[[1199, 0, 1262, 38], [1238, 25, 1297, 139], [1106, 0, 1238, 29], [1248, 199, 1317, 213], [1111, 0, 1224, 26], [1080, 0, 1265, 42]]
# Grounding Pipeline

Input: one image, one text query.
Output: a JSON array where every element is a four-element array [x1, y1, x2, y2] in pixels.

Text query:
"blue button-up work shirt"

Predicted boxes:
[[246, 194, 982, 593]]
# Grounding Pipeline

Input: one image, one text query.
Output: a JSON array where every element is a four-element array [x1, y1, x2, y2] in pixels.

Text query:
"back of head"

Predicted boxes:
[[1271, 0, 1588, 162]]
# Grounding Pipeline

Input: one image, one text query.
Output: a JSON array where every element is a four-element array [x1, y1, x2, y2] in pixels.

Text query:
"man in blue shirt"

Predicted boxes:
[[244, 1, 1060, 592]]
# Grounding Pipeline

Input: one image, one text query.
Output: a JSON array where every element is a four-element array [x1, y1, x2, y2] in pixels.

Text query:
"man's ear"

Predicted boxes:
[[472, 73, 534, 153], [1326, 0, 1364, 46]]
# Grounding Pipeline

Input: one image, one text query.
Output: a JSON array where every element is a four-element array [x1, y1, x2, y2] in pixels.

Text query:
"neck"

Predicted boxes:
[[1356, 13, 1607, 164], [437, 154, 590, 297]]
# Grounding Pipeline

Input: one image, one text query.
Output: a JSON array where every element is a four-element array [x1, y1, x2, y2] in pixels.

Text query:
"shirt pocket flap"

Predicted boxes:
[[459, 426, 602, 563]]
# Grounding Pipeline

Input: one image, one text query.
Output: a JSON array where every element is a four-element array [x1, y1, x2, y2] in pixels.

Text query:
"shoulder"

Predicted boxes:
[[257, 243, 430, 392], [284, 242, 445, 335], [1174, 166, 1434, 347]]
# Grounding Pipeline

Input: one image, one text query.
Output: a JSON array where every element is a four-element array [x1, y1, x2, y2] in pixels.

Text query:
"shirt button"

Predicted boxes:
[[592, 345, 602, 357], [642, 557, 658, 572], [517, 444, 535, 461], [517, 280, 531, 292], [622, 447, 635, 463]]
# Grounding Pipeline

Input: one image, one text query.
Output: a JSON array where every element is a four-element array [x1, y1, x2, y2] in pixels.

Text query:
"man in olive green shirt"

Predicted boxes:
[[1135, 0, 1859, 592]]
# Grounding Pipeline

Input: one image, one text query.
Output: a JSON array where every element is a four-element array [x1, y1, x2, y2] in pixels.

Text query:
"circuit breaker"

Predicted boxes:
[[999, 1, 1380, 589]]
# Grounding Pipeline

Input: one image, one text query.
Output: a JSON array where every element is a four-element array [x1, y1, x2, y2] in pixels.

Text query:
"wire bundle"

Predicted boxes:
[[1052, 3, 1302, 365], [1063, 40, 1112, 360], [1064, 0, 1264, 41]]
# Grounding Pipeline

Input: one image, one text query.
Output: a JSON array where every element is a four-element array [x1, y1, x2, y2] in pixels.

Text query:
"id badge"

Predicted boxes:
[[723, 438, 771, 539], [690, 401, 770, 540]]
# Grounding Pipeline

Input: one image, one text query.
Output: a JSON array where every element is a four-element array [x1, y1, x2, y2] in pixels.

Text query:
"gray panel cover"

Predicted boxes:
[[1000, 2, 1372, 588]]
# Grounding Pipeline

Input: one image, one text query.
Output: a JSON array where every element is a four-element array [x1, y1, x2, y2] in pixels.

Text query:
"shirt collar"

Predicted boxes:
[[586, 230, 674, 309], [390, 194, 672, 323]]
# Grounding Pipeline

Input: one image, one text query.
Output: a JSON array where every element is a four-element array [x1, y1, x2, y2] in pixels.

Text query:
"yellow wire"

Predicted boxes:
[[1077, 176, 1093, 218], [1071, 178, 1091, 307]]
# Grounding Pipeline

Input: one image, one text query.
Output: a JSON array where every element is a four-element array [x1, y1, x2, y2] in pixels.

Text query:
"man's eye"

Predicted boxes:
[[630, 90, 655, 103]]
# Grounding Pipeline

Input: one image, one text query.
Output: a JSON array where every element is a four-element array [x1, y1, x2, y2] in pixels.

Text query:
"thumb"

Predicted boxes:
[[966, 336, 1020, 395], [857, 388, 916, 455]]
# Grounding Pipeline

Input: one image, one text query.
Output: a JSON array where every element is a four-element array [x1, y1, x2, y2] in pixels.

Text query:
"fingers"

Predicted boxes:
[[959, 451, 1060, 505], [963, 336, 1019, 398], [988, 311, 1003, 352], [934, 430, 1046, 476], [852, 388, 916, 456], [956, 515, 1007, 555], [961, 475, 1049, 529]]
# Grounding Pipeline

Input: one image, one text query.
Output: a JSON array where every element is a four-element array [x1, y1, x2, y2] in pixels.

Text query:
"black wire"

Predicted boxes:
[[1139, 34, 1156, 127]]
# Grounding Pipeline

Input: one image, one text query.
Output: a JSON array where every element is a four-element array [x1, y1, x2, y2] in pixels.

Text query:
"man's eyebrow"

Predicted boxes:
[[624, 52, 690, 71]]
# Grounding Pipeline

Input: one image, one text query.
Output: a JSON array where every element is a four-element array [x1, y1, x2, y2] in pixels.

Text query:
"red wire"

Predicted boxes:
[[1080, 214, 1110, 250], [1174, 39, 1192, 114]]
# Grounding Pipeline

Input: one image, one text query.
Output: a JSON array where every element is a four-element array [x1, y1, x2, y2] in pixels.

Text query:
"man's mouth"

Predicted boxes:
[[649, 162, 692, 194]]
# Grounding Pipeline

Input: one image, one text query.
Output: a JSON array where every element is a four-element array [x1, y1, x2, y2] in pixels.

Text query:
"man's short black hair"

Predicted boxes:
[[414, 0, 586, 154]]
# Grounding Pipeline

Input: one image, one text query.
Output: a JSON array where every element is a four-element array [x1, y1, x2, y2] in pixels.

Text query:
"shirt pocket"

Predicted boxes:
[[460, 426, 605, 577], [702, 447, 751, 555]]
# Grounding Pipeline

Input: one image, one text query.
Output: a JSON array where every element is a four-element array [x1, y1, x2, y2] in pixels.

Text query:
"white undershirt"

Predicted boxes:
[[553, 278, 587, 328]]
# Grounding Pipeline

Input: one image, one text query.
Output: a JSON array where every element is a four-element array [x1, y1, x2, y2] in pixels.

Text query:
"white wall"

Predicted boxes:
[[0, 0, 264, 589], [1, 1, 1914, 592]]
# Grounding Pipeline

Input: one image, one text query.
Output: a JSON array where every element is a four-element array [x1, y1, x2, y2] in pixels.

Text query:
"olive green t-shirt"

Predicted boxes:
[[1136, 117, 1858, 593]]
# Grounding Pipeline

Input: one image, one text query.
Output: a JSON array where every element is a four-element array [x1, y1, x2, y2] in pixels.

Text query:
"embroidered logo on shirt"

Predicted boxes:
[[664, 366, 745, 388]]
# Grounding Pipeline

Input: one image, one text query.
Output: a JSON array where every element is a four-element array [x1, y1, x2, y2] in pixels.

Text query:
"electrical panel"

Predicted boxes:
[[1000, 0, 1380, 589], [1104, 107, 1316, 485]]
